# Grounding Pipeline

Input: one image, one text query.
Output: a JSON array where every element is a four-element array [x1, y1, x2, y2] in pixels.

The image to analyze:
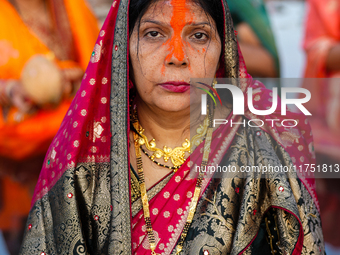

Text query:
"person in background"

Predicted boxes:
[[304, 0, 340, 133], [0, 0, 99, 253], [304, 0, 340, 253], [228, 0, 279, 78]]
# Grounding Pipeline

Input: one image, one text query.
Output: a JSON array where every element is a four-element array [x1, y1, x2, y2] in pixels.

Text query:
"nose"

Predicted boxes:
[[165, 38, 189, 67], [166, 54, 189, 67]]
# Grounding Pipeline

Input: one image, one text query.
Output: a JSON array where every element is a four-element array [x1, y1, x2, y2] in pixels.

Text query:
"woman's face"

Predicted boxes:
[[129, 0, 222, 113]]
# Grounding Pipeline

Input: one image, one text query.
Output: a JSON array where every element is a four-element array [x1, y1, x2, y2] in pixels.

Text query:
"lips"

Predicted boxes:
[[158, 81, 190, 93]]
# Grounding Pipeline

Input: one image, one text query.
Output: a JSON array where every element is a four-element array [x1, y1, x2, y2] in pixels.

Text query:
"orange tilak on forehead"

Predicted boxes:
[[165, 0, 193, 62]]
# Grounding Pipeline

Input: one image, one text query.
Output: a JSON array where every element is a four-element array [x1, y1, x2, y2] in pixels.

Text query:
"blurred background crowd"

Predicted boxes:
[[0, 0, 339, 254]]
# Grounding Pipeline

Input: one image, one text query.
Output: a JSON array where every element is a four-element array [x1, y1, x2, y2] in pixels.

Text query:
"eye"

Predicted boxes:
[[146, 31, 162, 38], [193, 32, 208, 40], [190, 32, 209, 43]]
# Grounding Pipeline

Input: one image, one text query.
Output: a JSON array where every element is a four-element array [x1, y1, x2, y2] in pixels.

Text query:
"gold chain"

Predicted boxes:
[[191, 116, 209, 147], [132, 101, 215, 254], [190, 78, 216, 148], [140, 146, 180, 171], [133, 131, 160, 254]]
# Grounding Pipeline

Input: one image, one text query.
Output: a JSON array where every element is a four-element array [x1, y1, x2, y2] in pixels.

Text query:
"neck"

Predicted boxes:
[[135, 100, 197, 149]]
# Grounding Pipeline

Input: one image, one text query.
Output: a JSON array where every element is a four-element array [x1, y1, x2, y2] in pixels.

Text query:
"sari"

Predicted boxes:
[[0, 0, 99, 230], [20, 0, 324, 254]]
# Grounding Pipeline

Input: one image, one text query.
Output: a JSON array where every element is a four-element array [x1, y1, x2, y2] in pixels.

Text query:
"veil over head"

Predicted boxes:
[[20, 0, 324, 254]]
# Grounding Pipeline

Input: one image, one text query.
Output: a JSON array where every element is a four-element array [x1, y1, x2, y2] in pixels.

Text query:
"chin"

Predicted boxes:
[[155, 98, 191, 113]]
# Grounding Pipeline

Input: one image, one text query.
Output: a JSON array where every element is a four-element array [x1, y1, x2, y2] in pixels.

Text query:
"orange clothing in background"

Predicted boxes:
[[303, 0, 340, 158], [0, 0, 99, 230], [304, 0, 340, 79], [0, 0, 99, 160], [0, 177, 32, 231]]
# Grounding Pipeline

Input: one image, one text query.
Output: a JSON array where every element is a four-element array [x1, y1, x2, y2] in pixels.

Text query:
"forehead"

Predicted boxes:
[[141, 0, 210, 23]]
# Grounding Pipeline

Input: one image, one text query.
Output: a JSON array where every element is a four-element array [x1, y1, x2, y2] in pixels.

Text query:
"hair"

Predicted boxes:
[[129, 0, 224, 42]]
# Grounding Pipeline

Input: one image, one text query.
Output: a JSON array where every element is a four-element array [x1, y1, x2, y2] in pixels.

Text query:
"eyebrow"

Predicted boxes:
[[140, 20, 211, 27]]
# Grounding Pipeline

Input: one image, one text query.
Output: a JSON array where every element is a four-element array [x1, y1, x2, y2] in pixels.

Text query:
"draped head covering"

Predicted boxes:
[[20, 0, 324, 254]]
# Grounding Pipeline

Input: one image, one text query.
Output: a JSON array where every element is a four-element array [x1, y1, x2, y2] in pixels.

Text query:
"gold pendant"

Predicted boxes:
[[136, 135, 190, 168], [132, 109, 190, 168]]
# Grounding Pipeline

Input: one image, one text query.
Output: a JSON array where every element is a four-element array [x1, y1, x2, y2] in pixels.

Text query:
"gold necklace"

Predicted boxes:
[[132, 108, 190, 168], [132, 102, 215, 254]]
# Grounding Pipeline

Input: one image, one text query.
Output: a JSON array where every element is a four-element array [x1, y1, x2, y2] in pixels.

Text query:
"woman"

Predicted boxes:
[[20, 0, 324, 254], [0, 0, 99, 251]]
